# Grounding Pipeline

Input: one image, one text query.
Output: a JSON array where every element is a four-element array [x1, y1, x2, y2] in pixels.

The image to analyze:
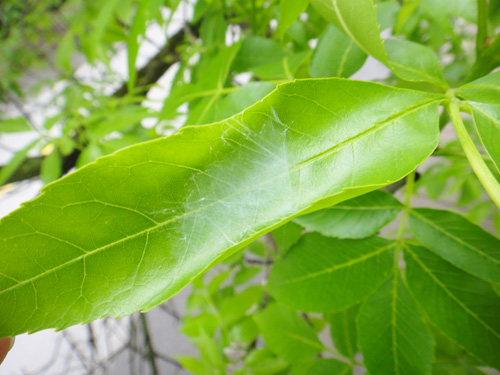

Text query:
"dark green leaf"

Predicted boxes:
[[405, 245, 500, 369], [358, 274, 434, 375], [409, 208, 500, 283], [267, 234, 395, 312], [294, 190, 403, 239]]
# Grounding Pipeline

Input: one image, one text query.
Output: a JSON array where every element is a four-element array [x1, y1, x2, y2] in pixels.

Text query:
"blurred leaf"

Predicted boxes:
[[278, 0, 310, 38], [309, 24, 367, 78], [0, 138, 39, 186], [254, 303, 323, 364], [272, 221, 303, 256], [41, 149, 62, 185], [328, 304, 359, 358], [0, 117, 31, 133], [307, 359, 351, 375]]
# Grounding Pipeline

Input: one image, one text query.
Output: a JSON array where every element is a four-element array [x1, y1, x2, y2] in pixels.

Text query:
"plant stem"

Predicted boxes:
[[139, 313, 159, 375], [448, 101, 500, 209], [476, 0, 488, 56], [397, 171, 415, 241]]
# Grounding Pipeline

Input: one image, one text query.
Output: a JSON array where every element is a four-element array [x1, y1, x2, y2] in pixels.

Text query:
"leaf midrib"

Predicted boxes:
[[0, 98, 439, 297]]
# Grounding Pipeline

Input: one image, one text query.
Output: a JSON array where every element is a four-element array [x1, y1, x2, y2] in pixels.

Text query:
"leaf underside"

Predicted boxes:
[[0, 78, 441, 337]]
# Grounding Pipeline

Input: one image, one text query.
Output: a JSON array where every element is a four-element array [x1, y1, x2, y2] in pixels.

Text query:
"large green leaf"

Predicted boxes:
[[294, 190, 403, 239], [310, 0, 447, 89], [0, 117, 31, 133], [405, 245, 500, 369], [253, 303, 323, 364], [267, 234, 395, 312], [409, 208, 500, 283], [309, 24, 367, 78], [357, 273, 434, 375], [0, 79, 441, 337]]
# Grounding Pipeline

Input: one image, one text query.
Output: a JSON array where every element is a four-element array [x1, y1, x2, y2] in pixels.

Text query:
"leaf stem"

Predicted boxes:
[[476, 0, 488, 56], [448, 100, 500, 209]]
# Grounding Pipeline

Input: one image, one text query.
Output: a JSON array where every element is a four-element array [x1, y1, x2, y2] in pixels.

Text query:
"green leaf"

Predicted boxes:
[[458, 71, 500, 105], [310, 0, 447, 88], [467, 103, 500, 173], [409, 208, 500, 283], [309, 0, 389, 64], [328, 304, 359, 358], [456, 72, 500, 172], [405, 245, 500, 369], [376, 1, 400, 30], [0, 79, 441, 337], [189, 82, 276, 125], [358, 274, 434, 375], [254, 303, 323, 363], [307, 359, 351, 375], [267, 234, 395, 312], [219, 285, 263, 326], [0, 139, 39, 186], [162, 44, 241, 123], [278, 0, 310, 38], [177, 356, 206, 374], [41, 149, 63, 185], [0, 117, 31, 133], [294, 190, 403, 239], [309, 24, 367, 78], [385, 39, 447, 90], [272, 221, 303, 256]]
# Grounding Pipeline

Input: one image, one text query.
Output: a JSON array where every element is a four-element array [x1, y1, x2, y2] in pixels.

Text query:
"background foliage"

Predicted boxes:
[[1, 0, 500, 374]]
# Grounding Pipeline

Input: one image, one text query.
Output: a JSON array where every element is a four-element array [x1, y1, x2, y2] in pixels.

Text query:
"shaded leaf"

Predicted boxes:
[[272, 221, 303, 256], [0, 139, 39, 186], [307, 359, 351, 375], [294, 190, 403, 239], [267, 234, 395, 312], [405, 245, 500, 369], [358, 273, 434, 375], [41, 149, 63, 185], [409, 208, 500, 283]]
